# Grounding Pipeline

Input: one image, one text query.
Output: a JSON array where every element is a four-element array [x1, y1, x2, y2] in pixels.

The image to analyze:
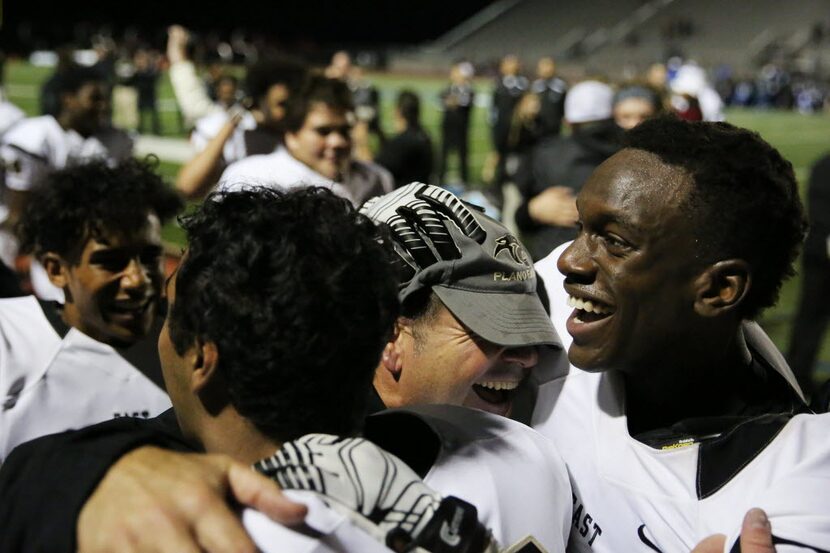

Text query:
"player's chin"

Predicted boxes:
[[462, 387, 514, 418], [566, 343, 610, 373]]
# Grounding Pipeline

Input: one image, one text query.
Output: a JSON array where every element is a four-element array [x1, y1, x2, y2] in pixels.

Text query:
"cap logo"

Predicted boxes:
[[494, 235, 530, 266]]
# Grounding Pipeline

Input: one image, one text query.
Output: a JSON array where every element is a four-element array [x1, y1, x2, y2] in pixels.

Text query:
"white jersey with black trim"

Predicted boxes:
[[532, 243, 830, 553], [217, 146, 351, 199], [0, 296, 171, 462], [0, 115, 133, 300], [217, 146, 393, 207], [244, 490, 394, 553], [0, 115, 133, 193], [365, 404, 572, 552]]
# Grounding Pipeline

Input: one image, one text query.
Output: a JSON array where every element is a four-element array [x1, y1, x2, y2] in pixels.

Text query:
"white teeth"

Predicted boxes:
[[477, 381, 520, 391], [567, 295, 612, 315]]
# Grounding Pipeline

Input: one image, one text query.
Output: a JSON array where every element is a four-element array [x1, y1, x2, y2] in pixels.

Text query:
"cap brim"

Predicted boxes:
[[433, 285, 562, 349]]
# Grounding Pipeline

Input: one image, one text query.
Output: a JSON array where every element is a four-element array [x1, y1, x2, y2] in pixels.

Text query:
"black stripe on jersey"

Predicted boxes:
[[729, 534, 830, 553], [3, 143, 49, 164], [38, 300, 70, 338], [697, 412, 791, 499], [364, 410, 441, 478], [116, 315, 167, 392]]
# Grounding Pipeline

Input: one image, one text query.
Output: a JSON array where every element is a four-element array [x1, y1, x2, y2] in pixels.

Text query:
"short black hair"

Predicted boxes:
[[624, 117, 807, 319], [245, 56, 305, 104], [18, 157, 182, 263], [169, 187, 399, 441], [56, 65, 104, 98], [396, 89, 421, 128], [284, 74, 353, 133]]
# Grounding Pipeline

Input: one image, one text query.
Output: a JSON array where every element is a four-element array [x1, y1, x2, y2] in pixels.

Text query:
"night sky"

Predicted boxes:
[[2, 0, 496, 49]]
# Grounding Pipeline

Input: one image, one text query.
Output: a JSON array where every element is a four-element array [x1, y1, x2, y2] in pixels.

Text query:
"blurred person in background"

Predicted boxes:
[[612, 84, 662, 130], [218, 74, 392, 206], [166, 25, 242, 126], [671, 62, 725, 122], [489, 55, 528, 202], [122, 48, 161, 135], [350, 65, 385, 154], [324, 50, 352, 80], [213, 74, 241, 111], [374, 90, 433, 188], [437, 61, 475, 186], [177, 55, 305, 200], [530, 56, 567, 140], [39, 46, 77, 118], [0, 65, 133, 301], [514, 80, 620, 260]]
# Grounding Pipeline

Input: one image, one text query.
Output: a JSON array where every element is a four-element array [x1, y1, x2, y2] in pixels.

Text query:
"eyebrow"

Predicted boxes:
[[88, 244, 164, 260]]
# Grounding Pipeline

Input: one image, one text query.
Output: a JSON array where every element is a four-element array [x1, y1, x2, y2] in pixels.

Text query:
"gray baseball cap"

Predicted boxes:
[[361, 183, 561, 349]]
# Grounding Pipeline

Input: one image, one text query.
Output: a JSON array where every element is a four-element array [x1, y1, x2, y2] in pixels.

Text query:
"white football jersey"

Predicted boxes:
[[366, 404, 572, 552], [0, 296, 170, 462], [217, 147, 393, 207], [532, 243, 830, 553], [0, 99, 25, 137], [0, 115, 133, 193], [217, 146, 352, 200], [190, 110, 258, 165], [244, 491, 394, 553], [0, 115, 133, 300]]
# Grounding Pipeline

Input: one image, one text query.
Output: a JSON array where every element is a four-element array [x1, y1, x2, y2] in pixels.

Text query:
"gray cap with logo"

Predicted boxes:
[[361, 183, 561, 349]]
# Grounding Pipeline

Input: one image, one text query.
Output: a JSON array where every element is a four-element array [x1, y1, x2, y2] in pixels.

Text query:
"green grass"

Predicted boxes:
[[6, 60, 830, 377]]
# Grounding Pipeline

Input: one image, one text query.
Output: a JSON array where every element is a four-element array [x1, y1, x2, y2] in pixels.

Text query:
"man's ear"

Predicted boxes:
[[693, 259, 751, 317], [380, 319, 406, 380], [191, 341, 220, 393], [42, 252, 69, 289]]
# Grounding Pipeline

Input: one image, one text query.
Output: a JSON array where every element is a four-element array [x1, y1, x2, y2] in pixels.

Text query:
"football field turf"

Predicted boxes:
[[5, 60, 830, 376]]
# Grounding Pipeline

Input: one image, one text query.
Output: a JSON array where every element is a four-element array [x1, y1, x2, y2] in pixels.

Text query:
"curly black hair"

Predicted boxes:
[[244, 56, 306, 104], [284, 74, 353, 133], [624, 117, 807, 319], [56, 65, 104, 98], [169, 186, 399, 441], [18, 157, 183, 263]]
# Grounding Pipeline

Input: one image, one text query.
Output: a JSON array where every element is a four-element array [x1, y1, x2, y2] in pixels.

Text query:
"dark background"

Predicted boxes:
[[1, 0, 495, 51]]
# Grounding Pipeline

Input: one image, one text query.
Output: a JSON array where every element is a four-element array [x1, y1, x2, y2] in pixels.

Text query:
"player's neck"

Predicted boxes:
[[623, 332, 749, 436], [57, 113, 92, 138], [197, 409, 282, 465]]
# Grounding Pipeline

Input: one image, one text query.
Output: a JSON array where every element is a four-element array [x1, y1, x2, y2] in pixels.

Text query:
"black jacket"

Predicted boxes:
[[515, 121, 620, 260]]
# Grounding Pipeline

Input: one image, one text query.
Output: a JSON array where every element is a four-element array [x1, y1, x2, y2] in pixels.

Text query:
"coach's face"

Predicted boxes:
[[389, 303, 538, 417], [558, 149, 702, 373], [285, 102, 352, 181], [50, 213, 164, 348]]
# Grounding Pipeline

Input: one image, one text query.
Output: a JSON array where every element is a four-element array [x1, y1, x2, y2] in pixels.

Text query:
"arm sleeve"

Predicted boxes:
[[168, 61, 221, 124], [0, 410, 191, 553]]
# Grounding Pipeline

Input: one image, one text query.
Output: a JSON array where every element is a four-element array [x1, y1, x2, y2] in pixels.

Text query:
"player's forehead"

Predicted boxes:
[[579, 149, 691, 222], [81, 213, 162, 252], [304, 103, 350, 127]]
